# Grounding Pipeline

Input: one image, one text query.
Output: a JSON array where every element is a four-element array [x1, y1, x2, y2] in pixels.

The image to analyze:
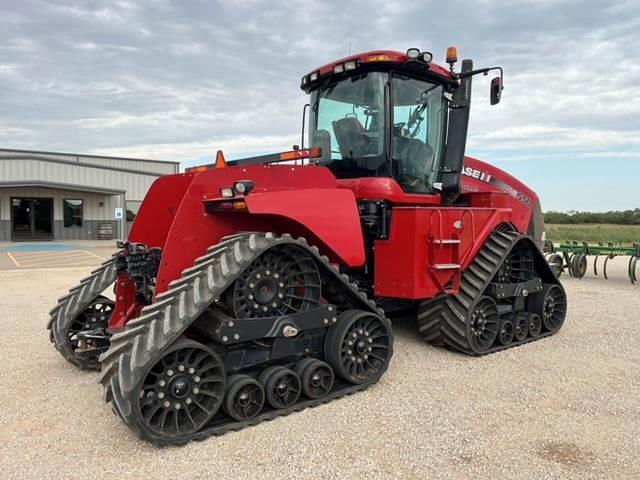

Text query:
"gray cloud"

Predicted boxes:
[[0, 0, 638, 184]]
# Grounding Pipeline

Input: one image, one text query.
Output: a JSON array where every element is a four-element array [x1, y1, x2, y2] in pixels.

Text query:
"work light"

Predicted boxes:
[[406, 48, 420, 60]]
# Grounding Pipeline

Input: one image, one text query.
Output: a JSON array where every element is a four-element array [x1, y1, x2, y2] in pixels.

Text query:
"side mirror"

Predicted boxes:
[[490, 76, 502, 105]]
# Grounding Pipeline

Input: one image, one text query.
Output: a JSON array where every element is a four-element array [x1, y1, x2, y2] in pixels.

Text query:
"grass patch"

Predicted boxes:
[[546, 224, 640, 245]]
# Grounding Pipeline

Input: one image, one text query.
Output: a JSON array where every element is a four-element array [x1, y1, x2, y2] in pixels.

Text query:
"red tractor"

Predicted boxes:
[[48, 47, 566, 445]]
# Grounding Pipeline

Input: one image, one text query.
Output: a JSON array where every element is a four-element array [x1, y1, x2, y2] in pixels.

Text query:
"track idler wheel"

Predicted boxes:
[[259, 366, 301, 409], [325, 309, 392, 385], [224, 374, 265, 421], [295, 358, 335, 400], [530, 284, 567, 333], [527, 313, 542, 337], [468, 296, 500, 353], [514, 314, 529, 342], [497, 318, 514, 346], [135, 339, 226, 441], [55, 295, 115, 369]]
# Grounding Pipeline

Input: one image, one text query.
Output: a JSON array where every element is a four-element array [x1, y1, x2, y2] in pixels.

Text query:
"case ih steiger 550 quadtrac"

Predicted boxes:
[[48, 47, 566, 445]]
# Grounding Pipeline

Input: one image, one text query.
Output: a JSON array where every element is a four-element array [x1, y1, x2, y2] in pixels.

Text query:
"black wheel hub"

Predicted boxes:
[[224, 375, 265, 421], [543, 297, 556, 319], [498, 319, 514, 345], [540, 285, 566, 331], [326, 310, 392, 385], [309, 372, 322, 387], [253, 276, 279, 304], [236, 391, 252, 408], [263, 368, 301, 409], [297, 359, 335, 400], [514, 315, 529, 341], [231, 246, 321, 318], [528, 313, 542, 337], [169, 377, 191, 398], [138, 341, 225, 437], [468, 297, 499, 352], [471, 308, 488, 336], [355, 338, 368, 355]]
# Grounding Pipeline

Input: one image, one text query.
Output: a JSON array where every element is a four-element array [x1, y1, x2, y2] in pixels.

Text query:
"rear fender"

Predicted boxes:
[[244, 188, 365, 265], [110, 172, 197, 329], [153, 166, 364, 296], [127, 173, 197, 247]]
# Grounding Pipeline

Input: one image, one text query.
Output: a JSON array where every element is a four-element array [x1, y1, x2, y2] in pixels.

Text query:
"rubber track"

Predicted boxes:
[[47, 253, 119, 369], [417, 296, 446, 345], [98, 232, 390, 445], [434, 230, 562, 355]]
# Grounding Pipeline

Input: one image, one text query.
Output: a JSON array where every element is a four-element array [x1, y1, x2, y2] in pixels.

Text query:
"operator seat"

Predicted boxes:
[[394, 137, 434, 192], [332, 117, 371, 158]]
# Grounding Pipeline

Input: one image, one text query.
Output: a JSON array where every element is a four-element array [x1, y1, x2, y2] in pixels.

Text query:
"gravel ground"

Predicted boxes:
[[1, 262, 639, 480]]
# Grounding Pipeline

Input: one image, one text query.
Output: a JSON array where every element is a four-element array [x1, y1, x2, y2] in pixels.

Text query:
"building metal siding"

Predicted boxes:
[[0, 149, 179, 176], [0, 159, 155, 200]]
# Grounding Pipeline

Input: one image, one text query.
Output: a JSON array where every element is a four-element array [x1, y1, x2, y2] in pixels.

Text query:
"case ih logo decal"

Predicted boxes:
[[463, 167, 492, 183], [462, 167, 531, 207]]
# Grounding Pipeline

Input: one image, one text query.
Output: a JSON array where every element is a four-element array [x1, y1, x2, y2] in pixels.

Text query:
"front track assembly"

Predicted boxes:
[[99, 233, 393, 445], [47, 255, 119, 369], [419, 229, 567, 355]]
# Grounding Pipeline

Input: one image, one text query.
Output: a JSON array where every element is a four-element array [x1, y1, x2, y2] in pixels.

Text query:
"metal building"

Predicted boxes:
[[0, 148, 179, 241]]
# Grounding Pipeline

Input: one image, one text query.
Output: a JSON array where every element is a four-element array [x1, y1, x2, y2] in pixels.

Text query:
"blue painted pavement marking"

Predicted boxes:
[[0, 243, 80, 252]]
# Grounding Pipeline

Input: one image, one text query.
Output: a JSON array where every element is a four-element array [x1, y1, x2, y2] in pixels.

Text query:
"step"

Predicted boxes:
[[431, 239, 461, 245], [431, 263, 461, 270]]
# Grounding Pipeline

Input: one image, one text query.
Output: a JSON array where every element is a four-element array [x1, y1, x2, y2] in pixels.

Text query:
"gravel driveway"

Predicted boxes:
[[1, 262, 638, 480]]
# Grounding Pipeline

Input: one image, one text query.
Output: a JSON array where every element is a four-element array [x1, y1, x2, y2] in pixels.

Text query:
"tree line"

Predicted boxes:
[[544, 209, 640, 225]]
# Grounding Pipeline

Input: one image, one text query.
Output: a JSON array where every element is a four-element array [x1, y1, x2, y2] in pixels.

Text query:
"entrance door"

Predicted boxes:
[[11, 197, 54, 241]]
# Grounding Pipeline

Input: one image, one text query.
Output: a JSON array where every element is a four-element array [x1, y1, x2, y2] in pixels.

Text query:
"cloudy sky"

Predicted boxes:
[[1, 0, 639, 211]]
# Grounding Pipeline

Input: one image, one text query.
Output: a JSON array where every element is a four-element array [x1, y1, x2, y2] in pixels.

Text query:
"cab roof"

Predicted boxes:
[[301, 49, 456, 92]]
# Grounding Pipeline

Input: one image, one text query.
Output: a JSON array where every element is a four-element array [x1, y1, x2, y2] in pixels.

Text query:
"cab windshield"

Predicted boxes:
[[309, 71, 446, 193], [392, 74, 446, 193]]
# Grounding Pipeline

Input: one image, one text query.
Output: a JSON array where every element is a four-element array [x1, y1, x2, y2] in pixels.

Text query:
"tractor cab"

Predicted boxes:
[[302, 48, 503, 199]]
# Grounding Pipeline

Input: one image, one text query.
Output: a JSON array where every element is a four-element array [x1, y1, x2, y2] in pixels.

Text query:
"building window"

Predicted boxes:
[[64, 199, 83, 227], [126, 200, 142, 222]]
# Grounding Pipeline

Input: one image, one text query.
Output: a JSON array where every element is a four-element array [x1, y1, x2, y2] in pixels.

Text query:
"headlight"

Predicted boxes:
[[220, 187, 234, 198], [344, 60, 357, 70], [406, 48, 420, 60], [233, 180, 256, 195]]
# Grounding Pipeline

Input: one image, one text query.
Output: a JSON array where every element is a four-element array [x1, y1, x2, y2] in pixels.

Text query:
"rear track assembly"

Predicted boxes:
[[98, 233, 393, 445]]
